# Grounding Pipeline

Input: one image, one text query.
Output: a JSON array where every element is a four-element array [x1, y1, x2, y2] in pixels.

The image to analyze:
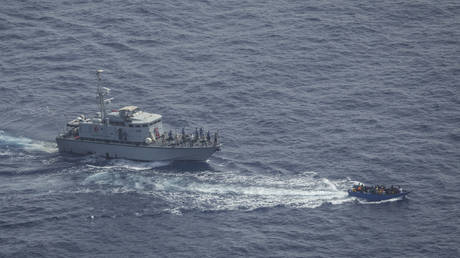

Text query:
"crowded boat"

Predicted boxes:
[[348, 184, 409, 201]]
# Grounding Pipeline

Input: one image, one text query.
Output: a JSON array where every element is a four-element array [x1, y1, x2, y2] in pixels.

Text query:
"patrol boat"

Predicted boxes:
[[56, 70, 221, 161]]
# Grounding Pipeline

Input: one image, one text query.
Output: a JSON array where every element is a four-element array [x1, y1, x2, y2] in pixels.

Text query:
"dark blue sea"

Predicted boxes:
[[1, 0, 459, 257]]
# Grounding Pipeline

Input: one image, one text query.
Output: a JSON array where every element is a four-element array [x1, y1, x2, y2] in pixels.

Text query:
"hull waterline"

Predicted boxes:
[[56, 137, 220, 161]]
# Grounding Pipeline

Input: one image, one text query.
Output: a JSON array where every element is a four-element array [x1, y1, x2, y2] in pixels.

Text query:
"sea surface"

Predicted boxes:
[[1, 0, 459, 257]]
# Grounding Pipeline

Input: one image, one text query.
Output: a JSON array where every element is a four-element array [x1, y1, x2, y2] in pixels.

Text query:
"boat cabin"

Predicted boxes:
[[77, 106, 163, 143]]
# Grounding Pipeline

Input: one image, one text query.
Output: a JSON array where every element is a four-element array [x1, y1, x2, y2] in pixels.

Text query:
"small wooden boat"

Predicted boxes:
[[348, 184, 410, 201]]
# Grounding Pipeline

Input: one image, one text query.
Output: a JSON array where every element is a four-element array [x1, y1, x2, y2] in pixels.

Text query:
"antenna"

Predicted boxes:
[[96, 69, 104, 80], [96, 69, 107, 122]]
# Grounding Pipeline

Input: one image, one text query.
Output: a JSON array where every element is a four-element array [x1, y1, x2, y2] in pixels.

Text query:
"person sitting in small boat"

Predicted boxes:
[[358, 184, 400, 194], [389, 185, 400, 194], [353, 184, 361, 192], [352, 184, 365, 192]]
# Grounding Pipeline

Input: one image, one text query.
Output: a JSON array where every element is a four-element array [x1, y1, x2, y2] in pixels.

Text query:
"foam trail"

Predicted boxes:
[[87, 159, 171, 171], [81, 170, 355, 212], [108, 159, 171, 171], [356, 196, 407, 204], [0, 130, 57, 153]]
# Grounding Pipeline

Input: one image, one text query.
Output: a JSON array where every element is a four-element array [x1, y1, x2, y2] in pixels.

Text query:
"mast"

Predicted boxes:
[[96, 69, 111, 122]]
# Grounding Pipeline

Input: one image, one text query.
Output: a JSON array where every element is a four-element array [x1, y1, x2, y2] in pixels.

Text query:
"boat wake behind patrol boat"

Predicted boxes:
[[56, 70, 221, 161]]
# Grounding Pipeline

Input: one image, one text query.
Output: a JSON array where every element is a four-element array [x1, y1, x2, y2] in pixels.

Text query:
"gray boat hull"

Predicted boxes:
[[56, 137, 219, 161]]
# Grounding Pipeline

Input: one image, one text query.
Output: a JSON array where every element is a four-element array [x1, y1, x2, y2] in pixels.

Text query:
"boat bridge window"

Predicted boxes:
[[110, 121, 125, 126], [142, 124, 148, 127], [129, 125, 133, 128], [135, 125, 140, 128]]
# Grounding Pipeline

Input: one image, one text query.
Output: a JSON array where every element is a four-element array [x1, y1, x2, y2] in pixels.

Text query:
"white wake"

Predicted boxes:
[[0, 130, 57, 153], [82, 169, 354, 213]]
